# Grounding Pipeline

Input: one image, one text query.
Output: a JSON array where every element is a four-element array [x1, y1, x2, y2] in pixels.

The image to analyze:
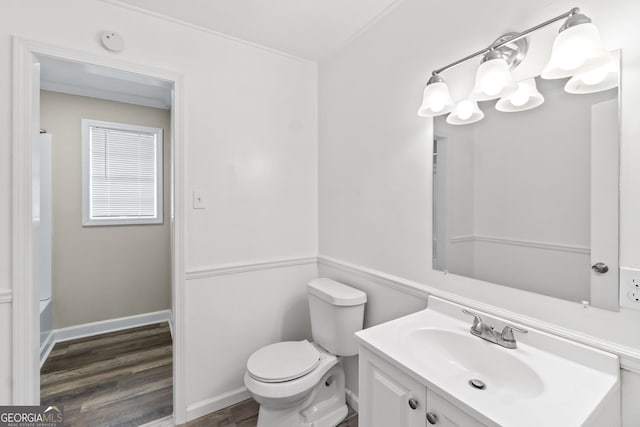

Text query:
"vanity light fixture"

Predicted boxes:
[[541, 13, 611, 79], [469, 50, 519, 101], [565, 51, 619, 94], [417, 7, 613, 124], [496, 78, 545, 112], [446, 100, 484, 125], [417, 74, 454, 117]]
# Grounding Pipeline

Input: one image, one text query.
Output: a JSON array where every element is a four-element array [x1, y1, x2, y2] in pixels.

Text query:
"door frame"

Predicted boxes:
[[12, 37, 187, 423]]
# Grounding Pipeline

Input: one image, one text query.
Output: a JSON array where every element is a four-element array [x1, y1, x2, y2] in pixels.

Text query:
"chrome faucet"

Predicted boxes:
[[462, 309, 528, 349]]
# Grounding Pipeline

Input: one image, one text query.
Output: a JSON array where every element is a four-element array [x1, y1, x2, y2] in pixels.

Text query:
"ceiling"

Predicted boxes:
[[107, 0, 404, 61], [40, 55, 173, 109]]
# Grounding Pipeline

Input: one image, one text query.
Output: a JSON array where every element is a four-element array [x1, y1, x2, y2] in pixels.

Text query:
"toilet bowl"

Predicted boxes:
[[245, 341, 347, 426], [244, 278, 367, 427]]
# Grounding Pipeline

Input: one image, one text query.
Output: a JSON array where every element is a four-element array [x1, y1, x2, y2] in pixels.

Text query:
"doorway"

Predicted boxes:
[[12, 38, 186, 423]]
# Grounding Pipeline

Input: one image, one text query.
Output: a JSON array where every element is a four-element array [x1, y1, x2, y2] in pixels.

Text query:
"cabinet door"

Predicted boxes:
[[425, 388, 486, 427], [359, 347, 426, 427]]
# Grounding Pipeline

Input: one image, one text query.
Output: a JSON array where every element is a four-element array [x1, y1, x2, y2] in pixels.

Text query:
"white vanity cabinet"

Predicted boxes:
[[425, 388, 484, 426], [359, 346, 426, 427], [355, 297, 621, 426], [359, 346, 484, 427]]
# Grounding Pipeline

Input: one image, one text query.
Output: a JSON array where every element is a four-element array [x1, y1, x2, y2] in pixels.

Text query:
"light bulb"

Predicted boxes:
[[470, 55, 517, 101], [557, 45, 588, 71], [480, 63, 508, 96], [457, 101, 473, 121], [483, 79, 503, 97], [580, 66, 608, 85], [510, 91, 530, 107], [429, 96, 446, 113], [447, 100, 484, 125], [417, 79, 454, 117], [542, 20, 611, 79], [496, 78, 544, 113]]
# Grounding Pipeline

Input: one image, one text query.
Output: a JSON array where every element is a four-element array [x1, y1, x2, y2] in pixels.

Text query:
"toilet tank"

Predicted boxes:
[[307, 278, 367, 356]]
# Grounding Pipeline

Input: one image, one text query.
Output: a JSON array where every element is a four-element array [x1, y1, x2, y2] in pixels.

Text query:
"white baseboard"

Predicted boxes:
[[168, 313, 174, 340], [345, 387, 359, 413], [54, 309, 172, 343], [39, 331, 55, 369], [40, 310, 173, 366], [186, 386, 251, 422]]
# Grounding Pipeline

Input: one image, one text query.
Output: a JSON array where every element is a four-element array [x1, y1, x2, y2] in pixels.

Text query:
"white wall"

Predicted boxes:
[[0, 0, 318, 415], [319, 0, 640, 424], [185, 262, 317, 417], [0, 302, 10, 404]]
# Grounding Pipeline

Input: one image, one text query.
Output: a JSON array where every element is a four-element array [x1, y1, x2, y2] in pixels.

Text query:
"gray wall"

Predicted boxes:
[[40, 90, 171, 328]]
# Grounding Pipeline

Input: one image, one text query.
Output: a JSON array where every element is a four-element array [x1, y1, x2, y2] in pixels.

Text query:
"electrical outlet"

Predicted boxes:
[[620, 267, 640, 309]]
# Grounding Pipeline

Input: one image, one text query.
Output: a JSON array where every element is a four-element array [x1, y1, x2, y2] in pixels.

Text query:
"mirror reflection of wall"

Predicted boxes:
[[433, 76, 619, 309]]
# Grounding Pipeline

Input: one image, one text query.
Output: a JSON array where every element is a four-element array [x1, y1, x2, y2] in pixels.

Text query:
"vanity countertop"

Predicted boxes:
[[355, 296, 621, 427]]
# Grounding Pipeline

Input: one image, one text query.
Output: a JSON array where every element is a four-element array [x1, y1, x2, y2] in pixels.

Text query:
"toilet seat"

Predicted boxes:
[[247, 340, 320, 383]]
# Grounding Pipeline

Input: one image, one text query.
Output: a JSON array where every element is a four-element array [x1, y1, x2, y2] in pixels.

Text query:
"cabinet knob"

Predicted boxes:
[[408, 398, 419, 410], [426, 412, 439, 424], [592, 263, 609, 274]]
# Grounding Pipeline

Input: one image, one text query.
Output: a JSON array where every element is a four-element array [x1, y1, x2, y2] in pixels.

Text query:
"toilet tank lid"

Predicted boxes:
[[307, 278, 367, 306]]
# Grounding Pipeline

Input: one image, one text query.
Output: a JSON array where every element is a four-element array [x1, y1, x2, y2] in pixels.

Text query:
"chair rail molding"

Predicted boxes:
[[450, 234, 591, 255], [0, 290, 12, 304], [185, 256, 318, 280], [12, 37, 186, 422]]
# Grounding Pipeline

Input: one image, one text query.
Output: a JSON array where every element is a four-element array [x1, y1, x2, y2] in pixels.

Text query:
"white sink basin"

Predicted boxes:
[[406, 328, 544, 400], [356, 296, 621, 427]]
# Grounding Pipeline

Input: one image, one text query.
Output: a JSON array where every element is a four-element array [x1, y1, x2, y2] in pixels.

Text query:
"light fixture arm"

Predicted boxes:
[[431, 7, 580, 77]]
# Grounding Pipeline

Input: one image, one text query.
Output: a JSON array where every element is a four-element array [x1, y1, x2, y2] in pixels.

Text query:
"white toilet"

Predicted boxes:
[[244, 278, 367, 427]]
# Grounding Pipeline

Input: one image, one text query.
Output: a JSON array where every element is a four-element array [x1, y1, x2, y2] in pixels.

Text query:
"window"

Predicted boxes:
[[82, 119, 163, 226]]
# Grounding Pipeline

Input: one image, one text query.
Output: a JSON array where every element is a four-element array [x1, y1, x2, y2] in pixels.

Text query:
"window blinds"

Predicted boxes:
[[88, 125, 159, 220]]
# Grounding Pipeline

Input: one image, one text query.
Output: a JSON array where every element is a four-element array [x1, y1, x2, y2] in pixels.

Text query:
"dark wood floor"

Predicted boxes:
[[183, 398, 358, 427], [41, 322, 173, 427], [41, 323, 357, 427]]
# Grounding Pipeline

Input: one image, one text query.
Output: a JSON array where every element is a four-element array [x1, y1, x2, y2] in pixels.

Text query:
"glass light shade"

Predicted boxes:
[[446, 100, 484, 125], [541, 23, 611, 79], [565, 53, 619, 94], [469, 57, 518, 101], [417, 81, 454, 117], [496, 78, 545, 112]]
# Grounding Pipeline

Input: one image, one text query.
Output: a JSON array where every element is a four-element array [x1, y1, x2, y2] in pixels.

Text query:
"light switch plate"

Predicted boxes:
[[620, 267, 640, 310], [193, 190, 206, 209]]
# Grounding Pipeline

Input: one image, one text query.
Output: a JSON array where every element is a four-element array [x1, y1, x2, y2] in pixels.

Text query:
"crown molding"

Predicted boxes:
[[97, 0, 315, 65]]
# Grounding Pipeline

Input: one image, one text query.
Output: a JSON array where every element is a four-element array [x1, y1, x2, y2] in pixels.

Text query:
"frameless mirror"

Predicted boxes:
[[432, 52, 620, 310]]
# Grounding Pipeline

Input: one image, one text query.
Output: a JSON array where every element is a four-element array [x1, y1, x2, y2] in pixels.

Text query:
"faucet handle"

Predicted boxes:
[[462, 309, 483, 333], [500, 324, 528, 342]]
